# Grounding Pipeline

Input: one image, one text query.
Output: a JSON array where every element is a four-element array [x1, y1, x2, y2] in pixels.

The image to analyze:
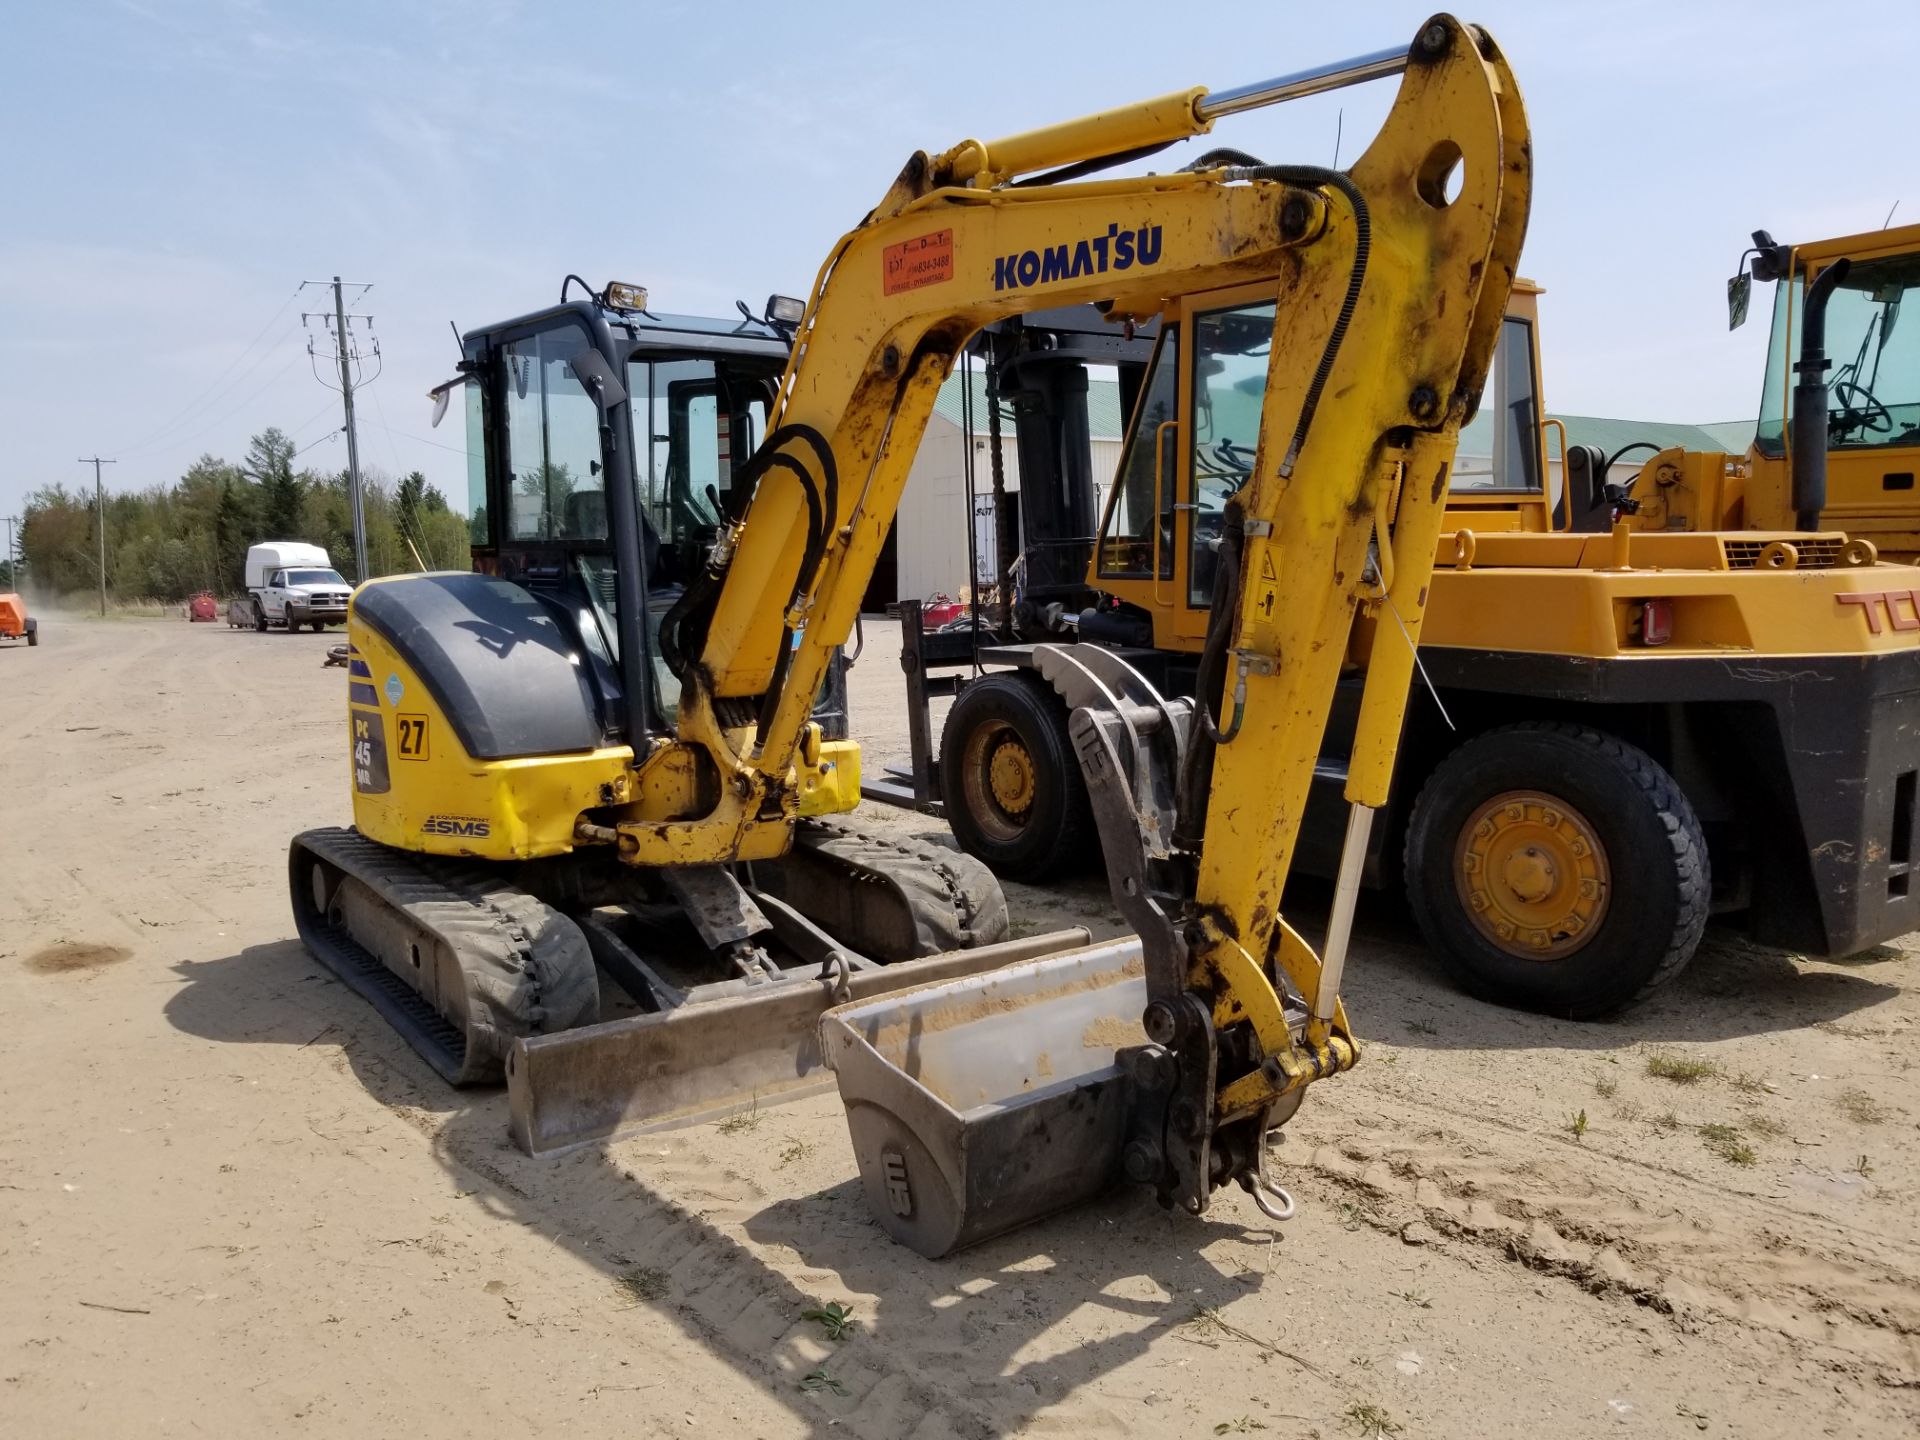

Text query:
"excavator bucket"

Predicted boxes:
[[820, 936, 1148, 1258], [506, 927, 1091, 1155]]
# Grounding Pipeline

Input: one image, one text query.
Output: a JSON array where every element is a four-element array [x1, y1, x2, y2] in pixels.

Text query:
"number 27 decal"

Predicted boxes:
[[396, 713, 430, 761]]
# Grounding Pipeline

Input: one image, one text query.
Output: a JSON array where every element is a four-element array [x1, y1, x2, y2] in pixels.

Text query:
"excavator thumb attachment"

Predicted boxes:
[[506, 927, 1089, 1155]]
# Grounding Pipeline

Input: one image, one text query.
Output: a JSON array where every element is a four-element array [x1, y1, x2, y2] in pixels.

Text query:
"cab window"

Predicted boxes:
[[628, 357, 774, 550], [1823, 256, 1920, 450], [1097, 323, 1180, 579], [502, 325, 607, 543], [1189, 301, 1273, 603], [1453, 315, 1542, 491]]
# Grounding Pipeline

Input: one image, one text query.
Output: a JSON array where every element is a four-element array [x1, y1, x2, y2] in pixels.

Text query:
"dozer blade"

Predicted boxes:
[[506, 927, 1090, 1156]]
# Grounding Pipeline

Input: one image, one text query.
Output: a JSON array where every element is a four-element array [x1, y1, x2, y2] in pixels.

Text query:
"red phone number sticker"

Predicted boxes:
[[882, 230, 953, 296]]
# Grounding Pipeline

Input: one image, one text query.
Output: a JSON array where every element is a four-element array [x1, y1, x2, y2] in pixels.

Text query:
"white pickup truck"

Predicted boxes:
[[243, 542, 354, 632]]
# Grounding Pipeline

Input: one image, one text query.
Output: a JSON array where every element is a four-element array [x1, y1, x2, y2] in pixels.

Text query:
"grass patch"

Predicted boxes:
[[1747, 1113, 1788, 1140], [1612, 1098, 1644, 1123], [1699, 1123, 1757, 1167], [799, 1367, 848, 1396], [1852, 1154, 1876, 1178], [618, 1266, 671, 1303], [1594, 1074, 1618, 1099], [1403, 1017, 1437, 1036], [1344, 1402, 1403, 1438], [1836, 1088, 1891, 1125], [1727, 1071, 1766, 1095], [777, 1137, 817, 1167], [1565, 1109, 1589, 1141], [717, 1096, 762, 1135], [1392, 1289, 1433, 1310], [1646, 1052, 1719, 1084], [1651, 1109, 1682, 1135]]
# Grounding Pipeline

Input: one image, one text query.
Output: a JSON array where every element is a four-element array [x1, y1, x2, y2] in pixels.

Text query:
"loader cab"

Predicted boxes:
[[1745, 225, 1920, 549], [456, 293, 790, 736], [1088, 280, 1551, 650]]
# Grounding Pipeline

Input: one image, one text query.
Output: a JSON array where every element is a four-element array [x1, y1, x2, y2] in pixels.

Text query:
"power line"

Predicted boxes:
[[116, 349, 304, 461], [294, 426, 345, 459], [110, 286, 303, 455]]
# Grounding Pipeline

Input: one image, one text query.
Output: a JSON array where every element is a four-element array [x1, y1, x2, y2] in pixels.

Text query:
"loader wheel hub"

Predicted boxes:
[[1455, 790, 1609, 961], [959, 719, 1041, 845], [987, 738, 1036, 815]]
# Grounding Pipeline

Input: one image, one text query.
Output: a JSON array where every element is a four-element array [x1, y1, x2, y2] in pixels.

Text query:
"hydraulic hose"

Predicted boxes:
[[1175, 500, 1244, 850], [1225, 164, 1372, 474]]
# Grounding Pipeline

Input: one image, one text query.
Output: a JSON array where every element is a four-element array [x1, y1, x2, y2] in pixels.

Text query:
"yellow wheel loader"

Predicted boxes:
[[292, 14, 1530, 1250], [1578, 224, 1920, 557], [916, 268, 1920, 1022]]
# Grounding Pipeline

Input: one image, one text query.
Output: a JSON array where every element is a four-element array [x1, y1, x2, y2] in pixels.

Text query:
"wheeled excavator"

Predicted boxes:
[[290, 14, 1529, 1247]]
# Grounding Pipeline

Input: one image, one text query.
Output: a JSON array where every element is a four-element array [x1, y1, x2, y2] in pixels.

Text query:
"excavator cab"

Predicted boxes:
[[454, 293, 796, 736]]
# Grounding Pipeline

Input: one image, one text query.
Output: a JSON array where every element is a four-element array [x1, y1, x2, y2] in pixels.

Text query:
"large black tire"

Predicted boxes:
[[1402, 722, 1709, 1019], [283, 603, 305, 633], [939, 671, 1090, 883], [254, 605, 267, 633], [310, 620, 327, 633], [26, 625, 37, 648]]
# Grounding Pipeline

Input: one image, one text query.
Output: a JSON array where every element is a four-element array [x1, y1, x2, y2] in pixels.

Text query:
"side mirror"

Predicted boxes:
[[428, 377, 465, 429], [1727, 271, 1752, 331], [567, 348, 628, 410]]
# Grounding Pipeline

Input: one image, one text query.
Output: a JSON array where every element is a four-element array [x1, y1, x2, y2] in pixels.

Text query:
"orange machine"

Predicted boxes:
[[0, 594, 37, 647]]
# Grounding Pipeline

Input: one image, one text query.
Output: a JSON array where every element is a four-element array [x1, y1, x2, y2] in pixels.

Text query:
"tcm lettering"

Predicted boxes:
[[1838, 589, 1920, 634], [994, 224, 1164, 292]]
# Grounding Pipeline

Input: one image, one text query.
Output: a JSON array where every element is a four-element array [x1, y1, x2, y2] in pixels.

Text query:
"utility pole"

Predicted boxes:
[[302, 278, 378, 582], [331, 277, 368, 582], [77, 456, 116, 615]]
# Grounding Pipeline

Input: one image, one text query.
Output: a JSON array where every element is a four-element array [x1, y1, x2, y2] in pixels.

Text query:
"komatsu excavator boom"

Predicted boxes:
[[292, 14, 1528, 1240]]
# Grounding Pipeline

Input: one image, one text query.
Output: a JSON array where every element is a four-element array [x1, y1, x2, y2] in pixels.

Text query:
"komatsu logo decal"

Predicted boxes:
[[423, 815, 491, 838], [993, 223, 1164, 292]]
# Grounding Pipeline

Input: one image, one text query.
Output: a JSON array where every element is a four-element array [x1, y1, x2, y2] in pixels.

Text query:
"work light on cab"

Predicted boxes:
[[603, 281, 649, 312]]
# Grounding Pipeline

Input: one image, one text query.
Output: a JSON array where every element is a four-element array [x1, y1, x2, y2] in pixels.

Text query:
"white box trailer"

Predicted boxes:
[[241, 542, 353, 633], [244, 542, 332, 591]]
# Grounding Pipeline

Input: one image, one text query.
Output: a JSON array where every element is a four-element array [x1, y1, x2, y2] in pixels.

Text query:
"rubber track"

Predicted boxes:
[[289, 827, 597, 1085], [768, 819, 1011, 960]]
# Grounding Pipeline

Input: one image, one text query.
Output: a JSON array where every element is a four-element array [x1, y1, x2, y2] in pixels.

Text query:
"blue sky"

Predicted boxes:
[[1, 0, 1912, 525]]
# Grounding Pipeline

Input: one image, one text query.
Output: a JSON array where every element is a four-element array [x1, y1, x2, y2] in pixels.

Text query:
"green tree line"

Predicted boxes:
[[15, 427, 470, 602]]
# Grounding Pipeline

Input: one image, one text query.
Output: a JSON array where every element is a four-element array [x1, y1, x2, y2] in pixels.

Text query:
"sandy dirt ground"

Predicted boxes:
[[3, 614, 1918, 1439]]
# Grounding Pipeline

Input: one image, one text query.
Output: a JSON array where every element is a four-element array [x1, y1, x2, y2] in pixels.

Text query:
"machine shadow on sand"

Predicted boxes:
[[166, 939, 1305, 1437]]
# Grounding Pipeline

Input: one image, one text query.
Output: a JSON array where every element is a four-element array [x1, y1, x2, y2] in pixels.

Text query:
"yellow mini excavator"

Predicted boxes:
[[291, 14, 1529, 1244]]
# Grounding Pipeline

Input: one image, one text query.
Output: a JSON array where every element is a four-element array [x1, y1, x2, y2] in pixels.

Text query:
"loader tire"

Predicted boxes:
[[1402, 722, 1708, 1019], [940, 671, 1090, 883]]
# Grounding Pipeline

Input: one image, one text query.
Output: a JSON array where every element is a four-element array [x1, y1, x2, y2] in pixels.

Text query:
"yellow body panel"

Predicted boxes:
[[344, 618, 637, 861]]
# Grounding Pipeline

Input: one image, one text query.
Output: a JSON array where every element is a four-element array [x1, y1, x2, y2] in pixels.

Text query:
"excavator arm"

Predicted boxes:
[[796, 16, 1528, 1243], [494, 14, 1528, 1206], [630, 15, 1528, 888]]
